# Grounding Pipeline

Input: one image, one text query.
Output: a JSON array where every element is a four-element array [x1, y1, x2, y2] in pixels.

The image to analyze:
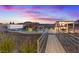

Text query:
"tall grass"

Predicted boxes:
[[0, 32, 40, 53], [18, 39, 37, 53], [0, 33, 16, 53]]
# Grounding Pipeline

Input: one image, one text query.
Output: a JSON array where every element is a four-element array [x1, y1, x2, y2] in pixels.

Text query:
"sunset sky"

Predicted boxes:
[[0, 5, 79, 24]]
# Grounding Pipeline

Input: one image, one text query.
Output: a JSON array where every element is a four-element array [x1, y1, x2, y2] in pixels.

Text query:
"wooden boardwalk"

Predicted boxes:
[[45, 30, 66, 53]]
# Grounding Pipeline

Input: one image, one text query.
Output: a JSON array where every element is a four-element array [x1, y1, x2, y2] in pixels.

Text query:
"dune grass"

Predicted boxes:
[[0, 32, 41, 53]]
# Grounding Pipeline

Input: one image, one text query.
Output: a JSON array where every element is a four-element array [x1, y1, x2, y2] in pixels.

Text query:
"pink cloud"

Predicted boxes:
[[33, 18, 56, 24], [21, 10, 47, 19], [0, 6, 32, 11]]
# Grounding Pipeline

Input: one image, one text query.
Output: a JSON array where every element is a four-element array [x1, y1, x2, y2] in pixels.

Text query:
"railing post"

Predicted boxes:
[[37, 40, 39, 53]]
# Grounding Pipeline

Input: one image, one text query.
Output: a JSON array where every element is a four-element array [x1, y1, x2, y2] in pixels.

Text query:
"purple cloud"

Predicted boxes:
[[68, 12, 79, 18], [46, 5, 65, 13], [3, 5, 13, 9]]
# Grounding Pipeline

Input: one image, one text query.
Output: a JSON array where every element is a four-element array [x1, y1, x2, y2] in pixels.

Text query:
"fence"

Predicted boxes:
[[37, 30, 48, 53], [56, 32, 79, 53]]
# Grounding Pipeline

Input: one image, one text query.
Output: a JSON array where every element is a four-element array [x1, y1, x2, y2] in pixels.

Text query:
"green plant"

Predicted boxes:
[[0, 36, 16, 53], [19, 39, 37, 53]]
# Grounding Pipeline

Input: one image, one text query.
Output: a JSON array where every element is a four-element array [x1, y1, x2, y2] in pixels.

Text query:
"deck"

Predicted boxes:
[[45, 30, 66, 53]]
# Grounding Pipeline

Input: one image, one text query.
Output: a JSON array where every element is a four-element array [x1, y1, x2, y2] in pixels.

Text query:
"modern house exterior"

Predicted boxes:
[[55, 21, 75, 33], [23, 22, 54, 30], [7, 24, 24, 31]]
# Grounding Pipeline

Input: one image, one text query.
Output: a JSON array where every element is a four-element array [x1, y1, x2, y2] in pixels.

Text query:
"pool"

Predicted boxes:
[[8, 29, 45, 34]]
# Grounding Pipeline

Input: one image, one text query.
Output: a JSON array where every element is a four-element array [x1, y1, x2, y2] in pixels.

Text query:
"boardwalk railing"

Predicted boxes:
[[56, 32, 79, 53], [37, 30, 48, 53]]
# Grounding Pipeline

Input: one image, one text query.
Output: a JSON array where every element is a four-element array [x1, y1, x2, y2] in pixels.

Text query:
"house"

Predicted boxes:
[[23, 21, 54, 31], [7, 24, 23, 31], [23, 22, 39, 31]]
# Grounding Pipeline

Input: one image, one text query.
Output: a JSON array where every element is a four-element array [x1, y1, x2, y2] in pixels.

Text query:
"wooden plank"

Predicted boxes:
[[45, 35, 66, 53]]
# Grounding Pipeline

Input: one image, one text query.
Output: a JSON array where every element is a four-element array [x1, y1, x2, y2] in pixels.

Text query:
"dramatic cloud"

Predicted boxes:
[[0, 5, 79, 24]]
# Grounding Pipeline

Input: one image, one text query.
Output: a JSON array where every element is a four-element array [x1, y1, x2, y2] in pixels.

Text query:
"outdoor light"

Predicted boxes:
[[62, 22, 65, 26]]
